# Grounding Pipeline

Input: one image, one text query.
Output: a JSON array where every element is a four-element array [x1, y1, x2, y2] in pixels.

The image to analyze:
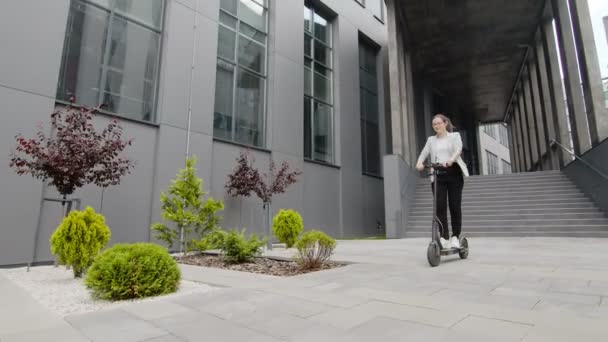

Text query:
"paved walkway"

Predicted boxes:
[[2, 238, 608, 341]]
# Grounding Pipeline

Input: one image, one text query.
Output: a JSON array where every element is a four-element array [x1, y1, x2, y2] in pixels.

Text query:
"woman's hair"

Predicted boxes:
[[432, 113, 455, 133]]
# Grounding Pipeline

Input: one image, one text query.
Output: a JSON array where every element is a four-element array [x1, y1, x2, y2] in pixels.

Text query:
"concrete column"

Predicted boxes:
[[386, 0, 405, 159], [511, 103, 524, 172], [397, 42, 413, 164], [569, 0, 608, 144], [405, 51, 418, 166], [507, 122, 516, 172], [529, 51, 548, 168], [535, 32, 560, 170], [517, 95, 531, 170], [522, 77, 539, 169], [552, 0, 592, 154], [509, 114, 521, 172], [541, 19, 571, 166]]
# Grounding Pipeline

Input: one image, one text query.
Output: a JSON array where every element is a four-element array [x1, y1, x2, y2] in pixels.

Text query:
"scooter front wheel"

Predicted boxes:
[[427, 242, 441, 267]]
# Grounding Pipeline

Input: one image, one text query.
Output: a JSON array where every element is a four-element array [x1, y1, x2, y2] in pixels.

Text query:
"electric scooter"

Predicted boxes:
[[424, 163, 469, 267]]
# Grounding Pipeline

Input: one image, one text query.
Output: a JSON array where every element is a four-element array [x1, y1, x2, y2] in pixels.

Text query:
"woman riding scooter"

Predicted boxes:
[[416, 114, 469, 250]]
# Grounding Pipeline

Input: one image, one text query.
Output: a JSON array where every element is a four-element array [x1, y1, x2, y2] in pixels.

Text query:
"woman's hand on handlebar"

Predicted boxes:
[[416, 162, 424, 171]]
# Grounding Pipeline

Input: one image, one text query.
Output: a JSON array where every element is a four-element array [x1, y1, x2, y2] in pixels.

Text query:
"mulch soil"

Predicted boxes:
[[175, 253, 346, 277]]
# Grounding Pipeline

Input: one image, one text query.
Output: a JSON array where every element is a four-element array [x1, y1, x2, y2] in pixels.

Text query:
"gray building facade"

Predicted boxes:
[[0, 0, 390, 266]]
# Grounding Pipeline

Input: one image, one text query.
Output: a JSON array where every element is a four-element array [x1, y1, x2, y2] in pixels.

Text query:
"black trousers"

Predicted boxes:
[[431, 165, 464, 239]]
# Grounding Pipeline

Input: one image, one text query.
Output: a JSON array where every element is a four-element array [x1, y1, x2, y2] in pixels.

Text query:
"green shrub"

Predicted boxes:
[[50, 206, 111, 278], [85, 243, 180, 301], [202, 229, 265, 263], [151, 156, 224, 254], [294, 230, 336, 270], [272, 209, 303, 248]]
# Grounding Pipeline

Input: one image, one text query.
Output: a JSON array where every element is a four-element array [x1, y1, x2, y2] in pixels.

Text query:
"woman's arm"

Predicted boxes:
[[416, 137, 431, 170], [449, 132, 463, 163]]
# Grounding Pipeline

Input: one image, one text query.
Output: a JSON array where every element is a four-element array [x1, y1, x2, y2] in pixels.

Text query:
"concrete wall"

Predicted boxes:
[[478, 124, 512, 175], [0, 0, 389, 266], [383, 155, 417, 238], [563, 139, 608, 215]]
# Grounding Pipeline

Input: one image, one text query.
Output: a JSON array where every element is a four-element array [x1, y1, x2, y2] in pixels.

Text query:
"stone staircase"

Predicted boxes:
[[405, 170, 608, 237]]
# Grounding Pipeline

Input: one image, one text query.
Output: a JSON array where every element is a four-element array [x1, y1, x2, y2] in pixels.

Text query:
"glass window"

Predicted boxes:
[[498, 124, 509, 147], [587, 2, 607, 81], [214, 0, 268, 147], [113, 0, 164, 29], [483, 124, 496, 139], [56, 0, 164, 123], [235, 69, 265, 146], [213, 61, 235, 141], [486, 150, 499, 175], [502, 159, 512, 174], [359, 41, 380, 175], [304, 3, 334, 163]]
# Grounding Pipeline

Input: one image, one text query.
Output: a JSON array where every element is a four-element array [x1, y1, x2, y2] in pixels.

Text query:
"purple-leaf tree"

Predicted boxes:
[[9, 97, 135, 206], [226, 150, 301, 249]]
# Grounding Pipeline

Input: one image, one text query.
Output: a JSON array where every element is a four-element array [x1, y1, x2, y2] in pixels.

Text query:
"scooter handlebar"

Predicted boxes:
[[423, 163, 447, 169]]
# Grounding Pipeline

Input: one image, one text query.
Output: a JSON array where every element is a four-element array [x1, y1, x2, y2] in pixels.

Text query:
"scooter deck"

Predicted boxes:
[[440, 247, 461, 256]]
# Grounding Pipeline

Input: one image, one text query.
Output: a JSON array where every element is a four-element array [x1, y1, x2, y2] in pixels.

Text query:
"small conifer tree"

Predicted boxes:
[[151, 156, 223, 254]]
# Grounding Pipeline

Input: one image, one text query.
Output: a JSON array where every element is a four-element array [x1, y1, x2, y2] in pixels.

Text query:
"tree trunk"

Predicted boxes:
[[264, 202, 272, 250], [179, 225, 185, 255]]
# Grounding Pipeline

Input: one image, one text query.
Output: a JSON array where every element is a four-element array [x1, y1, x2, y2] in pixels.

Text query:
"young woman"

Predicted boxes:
[[416, 114, 469, 249]]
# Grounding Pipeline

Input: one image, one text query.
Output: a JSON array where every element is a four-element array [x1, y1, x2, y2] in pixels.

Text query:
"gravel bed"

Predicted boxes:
[[176, 254, 345, 276], [1, 265, 216, 317]]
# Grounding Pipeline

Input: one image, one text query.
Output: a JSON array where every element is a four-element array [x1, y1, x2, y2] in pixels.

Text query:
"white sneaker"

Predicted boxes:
[[440, 237, 450, 250], [450, 236, 460, 249]]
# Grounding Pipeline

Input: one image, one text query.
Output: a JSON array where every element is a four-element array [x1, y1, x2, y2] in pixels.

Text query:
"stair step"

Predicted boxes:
[[409, 212, 608, 220], [406, 170, 608, 237], [410, 208, 603, 215], [408, 219, 608, 228], [415, 186, 580, 196], [404, 231, 608, 238], [411, 202, 597, 211], [413, 192, 585, 201], [413, 198, 592, 206], [417, 179, 573, 189]]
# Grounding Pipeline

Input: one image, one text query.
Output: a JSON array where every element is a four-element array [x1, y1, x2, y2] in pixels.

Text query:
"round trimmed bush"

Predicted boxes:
[[295, 230, 336, 270], [50, 206, 111, 278], [85, 243, 180, 301], [272, 209, 303, 248]]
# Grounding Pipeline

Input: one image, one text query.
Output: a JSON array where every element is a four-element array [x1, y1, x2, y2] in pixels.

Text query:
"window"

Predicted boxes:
[[213, 0, 268, 147], [359, 40, 380, 175], [498, 124, 509, 147], [304, 3, 334, 163], [57, 0, 165, 123], [486, 150, 499, 175], [501, 159, 512, 174], [483, 124, 496, 139]]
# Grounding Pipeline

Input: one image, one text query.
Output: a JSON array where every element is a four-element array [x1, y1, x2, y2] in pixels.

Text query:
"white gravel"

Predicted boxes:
[[1, 265, 216, 317]]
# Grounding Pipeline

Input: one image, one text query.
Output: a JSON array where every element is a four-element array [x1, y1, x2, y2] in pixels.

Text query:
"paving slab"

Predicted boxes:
[[4, 237, 608, 341], [66, 309, 168, 342]]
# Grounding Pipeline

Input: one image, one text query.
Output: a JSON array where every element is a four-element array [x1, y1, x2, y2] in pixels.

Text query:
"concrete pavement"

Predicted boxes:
[[2, 237, 608, 341]]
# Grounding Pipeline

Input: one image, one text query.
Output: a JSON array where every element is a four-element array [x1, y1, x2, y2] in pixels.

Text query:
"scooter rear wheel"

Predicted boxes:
[[459, 237, 469, 259], [427, 242, 441, 267]]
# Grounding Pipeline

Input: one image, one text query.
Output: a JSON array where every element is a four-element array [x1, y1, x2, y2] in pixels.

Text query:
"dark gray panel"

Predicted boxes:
[[0, 88, 54, 266], [301, 163, 341, 238], [0, 0, 69, 97], [563, 140, 608, 215]]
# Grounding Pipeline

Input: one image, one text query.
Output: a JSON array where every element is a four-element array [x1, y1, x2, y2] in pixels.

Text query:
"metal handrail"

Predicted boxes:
[[550, 140, 608, 181]]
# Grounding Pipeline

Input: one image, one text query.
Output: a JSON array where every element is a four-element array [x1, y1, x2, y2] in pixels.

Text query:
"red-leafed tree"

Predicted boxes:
[[9, 98, 135, 205], [226, 150, 301, 249]]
